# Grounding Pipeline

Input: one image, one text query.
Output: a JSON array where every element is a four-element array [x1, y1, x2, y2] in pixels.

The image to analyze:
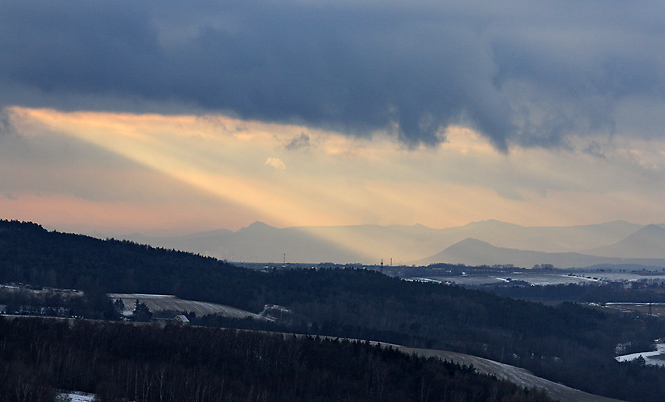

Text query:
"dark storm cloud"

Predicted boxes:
[[2, 1, 664, 149]]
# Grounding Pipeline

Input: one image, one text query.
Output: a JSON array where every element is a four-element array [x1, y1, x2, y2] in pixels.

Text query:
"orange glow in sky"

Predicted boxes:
[[4, 107, 665, 243]]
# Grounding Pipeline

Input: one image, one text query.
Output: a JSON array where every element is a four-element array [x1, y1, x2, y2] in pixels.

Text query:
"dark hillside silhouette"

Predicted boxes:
[[0, 317, 554, 402], [2, 220, 665, 401]]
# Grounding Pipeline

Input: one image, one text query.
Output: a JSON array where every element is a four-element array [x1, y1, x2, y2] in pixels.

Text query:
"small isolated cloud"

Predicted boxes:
[[584, 141, 607, 159], [285, 133, 310, 150], [494, 186, 525, 202], [0, 108, 16, 138], [265, 157, 286, 170]]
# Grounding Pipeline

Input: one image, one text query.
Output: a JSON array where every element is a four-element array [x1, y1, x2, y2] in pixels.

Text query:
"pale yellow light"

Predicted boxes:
[[11, 106, 665, 263]]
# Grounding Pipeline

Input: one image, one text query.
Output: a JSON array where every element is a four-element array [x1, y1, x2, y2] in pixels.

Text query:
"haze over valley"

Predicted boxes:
[[105, 219, 665, 268]]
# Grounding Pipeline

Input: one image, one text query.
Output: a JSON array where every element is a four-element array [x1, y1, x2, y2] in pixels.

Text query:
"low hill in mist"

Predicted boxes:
[[417, 238, 620, 268], [585, 224, 665, 259]]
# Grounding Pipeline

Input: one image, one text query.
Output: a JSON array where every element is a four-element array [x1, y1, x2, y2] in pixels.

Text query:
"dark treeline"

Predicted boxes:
[[2, 220, 665, 401], [0, 317, 552, 402], [191, 273, 665, 401], [489, 282, 665, 303], [0, 287, 120, 320]]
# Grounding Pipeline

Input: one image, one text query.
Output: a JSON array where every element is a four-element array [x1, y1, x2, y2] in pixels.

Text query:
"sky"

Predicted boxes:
[[2, 1, 665, 237]]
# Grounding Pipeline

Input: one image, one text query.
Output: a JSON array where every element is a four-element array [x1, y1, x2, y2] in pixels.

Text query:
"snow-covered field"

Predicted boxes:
[[616, 343, 665, 367], [422, 272, 598, 286], [57, 391, 95, 401], [109, 293, 263, 319], [371, 343, 624, 402], [418, 269, 665, 287]]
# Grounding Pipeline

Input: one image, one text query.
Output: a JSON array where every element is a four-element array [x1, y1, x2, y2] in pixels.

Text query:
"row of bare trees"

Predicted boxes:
[[0, 317, 552, 402]]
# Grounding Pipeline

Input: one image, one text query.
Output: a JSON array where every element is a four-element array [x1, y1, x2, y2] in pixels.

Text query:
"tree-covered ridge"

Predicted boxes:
[[0, 220, 261, 308], [2, 220, 665, 401], [0, 317, 552, 402], [0, 220, 637, 348], [489, 282, 665, 303]]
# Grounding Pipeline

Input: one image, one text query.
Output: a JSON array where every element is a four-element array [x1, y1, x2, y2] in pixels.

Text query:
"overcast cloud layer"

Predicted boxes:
[[3, 1, 665, 149]]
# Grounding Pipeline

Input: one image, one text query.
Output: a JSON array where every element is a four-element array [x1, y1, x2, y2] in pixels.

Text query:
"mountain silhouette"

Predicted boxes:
[[585, 224, 665, 258], [419, 238, 628, 268]]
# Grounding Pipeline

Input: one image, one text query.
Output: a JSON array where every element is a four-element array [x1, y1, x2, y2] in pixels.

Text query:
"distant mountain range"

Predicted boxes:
[[418, 224, 665, 268], [95, 220, 665, 267]]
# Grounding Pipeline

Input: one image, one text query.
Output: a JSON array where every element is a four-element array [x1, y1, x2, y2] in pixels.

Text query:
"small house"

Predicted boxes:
[[174, 315, 190, 324]]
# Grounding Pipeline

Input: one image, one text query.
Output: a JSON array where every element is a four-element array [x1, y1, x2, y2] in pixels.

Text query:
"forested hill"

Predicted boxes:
[[0, 220, 262, 309], [0, 317, 553, 402], [2, 220, 665, 401]]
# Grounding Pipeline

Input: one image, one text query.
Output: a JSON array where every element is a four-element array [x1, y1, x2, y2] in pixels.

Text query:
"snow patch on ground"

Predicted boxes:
[[616, 343, 665, 367], [57, 391, 95, 401], [108, 293, 264, 320], [383, 345, 623, 402]]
